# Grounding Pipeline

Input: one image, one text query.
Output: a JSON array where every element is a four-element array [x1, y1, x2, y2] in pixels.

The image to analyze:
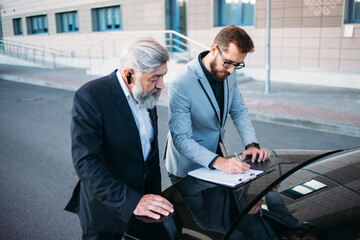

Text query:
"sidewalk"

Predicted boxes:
[[0, 62, 359, 138]]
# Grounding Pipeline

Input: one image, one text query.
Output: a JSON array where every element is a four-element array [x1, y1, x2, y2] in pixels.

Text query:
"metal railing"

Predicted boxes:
[[0, 31, 207, 69], [0, 38, 73, 69], [87, 30, 208, 68]]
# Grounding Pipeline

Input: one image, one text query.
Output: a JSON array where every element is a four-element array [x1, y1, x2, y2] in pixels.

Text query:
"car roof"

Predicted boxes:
[[224, 147, 360, 239], [124, 147, 360, 240]]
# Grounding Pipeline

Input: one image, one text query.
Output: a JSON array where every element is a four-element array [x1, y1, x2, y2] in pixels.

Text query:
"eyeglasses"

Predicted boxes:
[[216, 45, 245, 70]]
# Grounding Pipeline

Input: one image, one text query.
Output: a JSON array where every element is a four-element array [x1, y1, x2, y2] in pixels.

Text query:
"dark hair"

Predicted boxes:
[[214, 25, 254, 53]]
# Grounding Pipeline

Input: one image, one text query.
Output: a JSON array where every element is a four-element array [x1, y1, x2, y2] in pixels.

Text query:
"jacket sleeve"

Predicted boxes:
[[168, 82, 218, 168], [228, 80, 258, 147], [71, 88, 142, 223]]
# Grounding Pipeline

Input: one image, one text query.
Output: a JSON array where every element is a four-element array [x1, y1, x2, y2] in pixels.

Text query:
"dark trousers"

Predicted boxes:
[[82, 227, 123, 240]]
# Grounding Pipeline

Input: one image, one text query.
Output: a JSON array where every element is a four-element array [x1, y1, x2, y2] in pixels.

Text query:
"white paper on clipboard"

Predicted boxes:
[[188, 167, 264, 188]]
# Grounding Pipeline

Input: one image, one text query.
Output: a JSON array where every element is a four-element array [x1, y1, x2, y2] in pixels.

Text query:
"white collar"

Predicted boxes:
[[116, 69, 132, 100]]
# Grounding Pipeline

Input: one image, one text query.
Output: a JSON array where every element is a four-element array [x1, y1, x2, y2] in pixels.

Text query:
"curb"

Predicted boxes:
[[0, 74, 79, 92], [250, 112, 360, 138], [1, 74, 358, 138]]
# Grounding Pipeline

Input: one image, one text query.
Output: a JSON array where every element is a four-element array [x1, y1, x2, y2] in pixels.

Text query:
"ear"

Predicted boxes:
[[123, 68, 134, 85], [210, 44, 218, 56], [123, 68, 133, 77]]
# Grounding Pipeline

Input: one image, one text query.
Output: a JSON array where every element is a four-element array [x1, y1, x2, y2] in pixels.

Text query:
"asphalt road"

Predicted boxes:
[[0, 80, 359, 239]]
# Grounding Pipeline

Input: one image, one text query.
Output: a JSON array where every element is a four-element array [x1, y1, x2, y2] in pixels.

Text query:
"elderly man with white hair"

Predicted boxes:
[[65, 38, 173, 239]]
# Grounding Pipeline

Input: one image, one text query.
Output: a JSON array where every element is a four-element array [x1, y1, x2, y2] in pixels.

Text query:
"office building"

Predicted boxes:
[[0, 0, 359, 87]]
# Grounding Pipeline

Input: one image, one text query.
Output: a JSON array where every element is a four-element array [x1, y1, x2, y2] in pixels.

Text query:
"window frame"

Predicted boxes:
[[56, 11, 79, 33], [93, 5, 121, 32], [27, 15, 48, 34], [214, 0, 255, 27], [345, 0, 360, 24], [13, 18, 23, 36]]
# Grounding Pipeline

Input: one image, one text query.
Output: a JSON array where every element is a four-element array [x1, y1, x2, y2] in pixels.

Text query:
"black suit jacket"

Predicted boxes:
[[65, 70, 161, 233]]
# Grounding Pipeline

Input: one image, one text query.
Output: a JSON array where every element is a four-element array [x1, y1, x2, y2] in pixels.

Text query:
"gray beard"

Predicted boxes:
[[132, 80, 161, 109]]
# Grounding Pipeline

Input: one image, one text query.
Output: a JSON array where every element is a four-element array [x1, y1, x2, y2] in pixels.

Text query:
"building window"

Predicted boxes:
[[26, 15, 48, 34], [344, 0, 360, 23], [56, 11, 79, 33], [13, 18, 23, 35], [92, 6, 121, 31], [214, 0, 255, 27]]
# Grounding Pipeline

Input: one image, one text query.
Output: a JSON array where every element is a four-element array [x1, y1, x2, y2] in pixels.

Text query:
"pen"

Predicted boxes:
[[234, 152, 243, 162], [235, 152, 250, 174]]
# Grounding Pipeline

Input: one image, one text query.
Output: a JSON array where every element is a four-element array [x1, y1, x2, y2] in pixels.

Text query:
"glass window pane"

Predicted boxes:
[[13, 19, 17, 35], [96, 6, 120, 31], [74, 12, 79, 30], [98, 9, 106, 31], [62, 13, 68, 32], [32, 17, 38, 33], [59, 12, 78, 32], [221, 1, 238, 26], [44, 16, 48, 32], [216, 0, 254, 26], [114, 7, 120, 28], [179, 0, 187, 35], [344, 1, 350, 23], [106, 8, 112, 29], [242, 2, 254, 25], [18, 19, 22, 34], [354, 0, 360, 21], [38, 17, 43, 32], [68, 13, 73, 31], [14, 18, 22, 35]]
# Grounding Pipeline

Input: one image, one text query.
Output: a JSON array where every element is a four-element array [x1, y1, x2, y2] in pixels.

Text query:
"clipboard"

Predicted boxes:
[[188, 167, 271, 188]]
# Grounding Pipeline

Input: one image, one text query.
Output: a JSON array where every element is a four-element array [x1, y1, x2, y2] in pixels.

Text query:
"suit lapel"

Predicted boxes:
[[222, 78, 229, 128], [197, 76, 221, 125], [107, 70, 143, 157]]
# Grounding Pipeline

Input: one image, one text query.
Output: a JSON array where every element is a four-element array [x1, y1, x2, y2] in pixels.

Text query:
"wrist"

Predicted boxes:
[[245, 142, 260, 150], [212, 156, 224, 170], [209, 155, 220, 169]]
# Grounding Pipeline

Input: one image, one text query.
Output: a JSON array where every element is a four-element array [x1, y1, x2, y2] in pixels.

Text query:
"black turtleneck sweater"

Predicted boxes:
[[198, 51, 224, 122]]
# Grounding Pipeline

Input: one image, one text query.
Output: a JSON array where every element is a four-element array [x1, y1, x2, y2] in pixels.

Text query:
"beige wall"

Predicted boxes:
[[186, 0, 360, 73], [0, 0, 165, 55], [1, 0, 165, 34], [0, 0, 359, 73]]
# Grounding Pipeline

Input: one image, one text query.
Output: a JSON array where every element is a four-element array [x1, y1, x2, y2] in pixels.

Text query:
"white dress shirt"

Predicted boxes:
[[116, 70, 154, 161]]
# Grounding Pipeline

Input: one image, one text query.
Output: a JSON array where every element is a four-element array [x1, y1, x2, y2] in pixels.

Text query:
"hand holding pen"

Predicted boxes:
[[234, 152, 244, 163], [212, 153, 250, 174]]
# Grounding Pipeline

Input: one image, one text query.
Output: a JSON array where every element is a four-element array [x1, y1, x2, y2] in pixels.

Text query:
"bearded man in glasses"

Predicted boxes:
[[165, 25, 270, 182]]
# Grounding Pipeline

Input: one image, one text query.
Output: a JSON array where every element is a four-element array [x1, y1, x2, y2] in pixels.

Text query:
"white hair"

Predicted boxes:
[[119, 37, 169, 73]]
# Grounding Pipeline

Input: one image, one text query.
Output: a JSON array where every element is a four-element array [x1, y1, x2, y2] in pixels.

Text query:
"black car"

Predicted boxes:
[[124, 147, 360, 240]]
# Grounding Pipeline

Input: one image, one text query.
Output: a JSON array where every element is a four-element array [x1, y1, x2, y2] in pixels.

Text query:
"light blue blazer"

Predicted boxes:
[[165, 57, 257, 177]]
